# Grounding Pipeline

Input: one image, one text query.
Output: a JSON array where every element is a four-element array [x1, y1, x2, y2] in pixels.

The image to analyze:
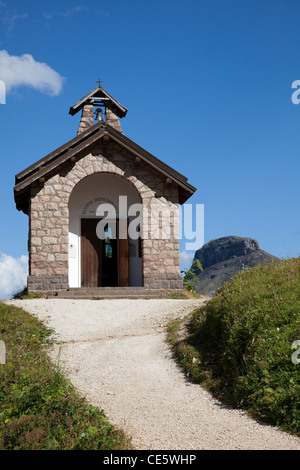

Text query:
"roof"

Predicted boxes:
[[69, 85, 128, 118], [14, 122, 196, 214]]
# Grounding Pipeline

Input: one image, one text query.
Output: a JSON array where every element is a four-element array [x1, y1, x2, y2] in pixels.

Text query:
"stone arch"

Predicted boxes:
[[68, 171, 143, 288], [63, 153, 151, 204]]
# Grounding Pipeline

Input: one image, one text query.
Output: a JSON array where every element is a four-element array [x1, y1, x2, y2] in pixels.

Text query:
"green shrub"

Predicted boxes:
[[0, 303, 131, 450], [181, 259, 203, 292], [168, 258, 300, 436]]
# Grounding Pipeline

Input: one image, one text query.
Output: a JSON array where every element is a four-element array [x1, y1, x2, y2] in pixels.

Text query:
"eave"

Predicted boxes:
[[14, 123, 196, 214], [69, 86, 128, 118]]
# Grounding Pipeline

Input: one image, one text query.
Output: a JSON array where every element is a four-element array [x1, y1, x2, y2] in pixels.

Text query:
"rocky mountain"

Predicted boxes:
[[191, 236, 278, 297]]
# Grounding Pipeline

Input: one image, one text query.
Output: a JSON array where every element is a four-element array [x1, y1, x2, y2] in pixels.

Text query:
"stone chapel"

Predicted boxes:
[[13, 84, 196, 296]]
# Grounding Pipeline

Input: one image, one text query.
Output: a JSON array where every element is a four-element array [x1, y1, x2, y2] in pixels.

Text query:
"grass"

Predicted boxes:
[[167, 258, 300, 437], [13, 288, 44, 300], [0, 302, 131, 450], [169, 289, 203, 299]]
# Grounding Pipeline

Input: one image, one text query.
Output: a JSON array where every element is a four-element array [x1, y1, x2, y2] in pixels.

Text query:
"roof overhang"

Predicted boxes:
[[69, 86, 128, 118], [14, 123, 196, 214]]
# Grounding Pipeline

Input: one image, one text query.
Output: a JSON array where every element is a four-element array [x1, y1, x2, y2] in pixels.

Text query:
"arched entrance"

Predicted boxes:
[[68, 173, 143, 288]]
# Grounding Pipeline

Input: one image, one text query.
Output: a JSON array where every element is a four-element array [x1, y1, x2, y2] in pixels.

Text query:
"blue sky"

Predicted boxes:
[[0, 0, 300, 297]]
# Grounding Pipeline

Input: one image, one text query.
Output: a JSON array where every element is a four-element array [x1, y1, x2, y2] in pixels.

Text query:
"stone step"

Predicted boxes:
[[50, 287, 183, 299], [54, 294, 178, 299]]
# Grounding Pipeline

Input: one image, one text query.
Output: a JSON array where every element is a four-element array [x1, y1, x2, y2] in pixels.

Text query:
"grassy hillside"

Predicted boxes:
[[0, 302, 131, 450], [168, 258, 300, 436]]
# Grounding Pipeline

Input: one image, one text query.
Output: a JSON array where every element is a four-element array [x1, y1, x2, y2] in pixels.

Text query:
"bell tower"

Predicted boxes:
[[69, 80, 128, 135]]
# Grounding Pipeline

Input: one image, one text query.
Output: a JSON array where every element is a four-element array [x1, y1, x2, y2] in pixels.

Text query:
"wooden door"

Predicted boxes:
[[118, 219, 129, 287], [81, 219, 102, 287], [81, 218, 129, 287]]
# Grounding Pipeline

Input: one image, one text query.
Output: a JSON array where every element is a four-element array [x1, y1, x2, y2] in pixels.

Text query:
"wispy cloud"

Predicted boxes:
[[0, 5, 29, 33], [180, 250, 194, 270], [0, 253, 28, 299], [6, 12, 28, 33], [0, 50, 64, 96], [43, 6, 84, 20]]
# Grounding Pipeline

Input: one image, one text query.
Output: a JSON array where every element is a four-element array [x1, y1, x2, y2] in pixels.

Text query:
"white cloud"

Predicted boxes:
[[0, 253, 28, 299], [0, 50, 64, 96]]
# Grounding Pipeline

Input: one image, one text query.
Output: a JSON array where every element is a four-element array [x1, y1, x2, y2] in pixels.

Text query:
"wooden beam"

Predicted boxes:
[[70, 156, 76, 166], [38, 177, 45, 187], [166, 177, 172, 186], [135, 156, 141, 166]]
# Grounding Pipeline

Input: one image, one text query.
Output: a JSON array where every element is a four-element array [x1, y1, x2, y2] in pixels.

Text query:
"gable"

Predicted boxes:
[[14, 122, 196, 214], [69, 85, 128, 118]]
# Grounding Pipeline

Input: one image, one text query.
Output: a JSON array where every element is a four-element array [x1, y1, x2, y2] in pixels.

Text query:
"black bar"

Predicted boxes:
[[3, 449, 294, 466]]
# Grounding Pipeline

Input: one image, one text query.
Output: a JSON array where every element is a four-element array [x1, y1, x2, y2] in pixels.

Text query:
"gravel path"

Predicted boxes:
[[6, 298, 300, 450]]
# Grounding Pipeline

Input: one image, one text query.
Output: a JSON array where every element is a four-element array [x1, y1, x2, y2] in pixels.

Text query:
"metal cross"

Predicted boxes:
[[96, 78, 102, 87]]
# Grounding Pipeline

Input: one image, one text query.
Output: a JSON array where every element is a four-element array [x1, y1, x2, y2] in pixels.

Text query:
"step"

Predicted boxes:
[[47, 287, 184, 299]]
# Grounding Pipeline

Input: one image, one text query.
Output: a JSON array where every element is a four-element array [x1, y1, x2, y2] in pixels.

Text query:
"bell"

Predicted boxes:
[[94, 108, 103, 121]]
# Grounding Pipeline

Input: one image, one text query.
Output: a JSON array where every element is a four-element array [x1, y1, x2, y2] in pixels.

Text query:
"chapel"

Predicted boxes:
[[13, 83, 196, 295]]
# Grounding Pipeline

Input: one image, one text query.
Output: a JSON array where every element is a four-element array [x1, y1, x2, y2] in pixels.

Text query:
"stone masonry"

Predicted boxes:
[[28, 140, 183, 292], [77, 102, 94, 135]]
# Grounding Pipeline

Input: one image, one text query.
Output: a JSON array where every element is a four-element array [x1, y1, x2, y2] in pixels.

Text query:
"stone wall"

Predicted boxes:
[[28, 140, 182, 292], [77, 102, 94, 135]]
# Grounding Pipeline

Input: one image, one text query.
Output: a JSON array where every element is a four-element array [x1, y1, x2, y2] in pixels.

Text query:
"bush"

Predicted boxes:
[[169, 258, 300, 436], [0, 302, 131, 450], [181, 259, 202, 292]]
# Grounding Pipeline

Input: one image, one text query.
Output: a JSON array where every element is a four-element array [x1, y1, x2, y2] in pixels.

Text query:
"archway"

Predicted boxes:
[[68, 173, 143, 288]]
